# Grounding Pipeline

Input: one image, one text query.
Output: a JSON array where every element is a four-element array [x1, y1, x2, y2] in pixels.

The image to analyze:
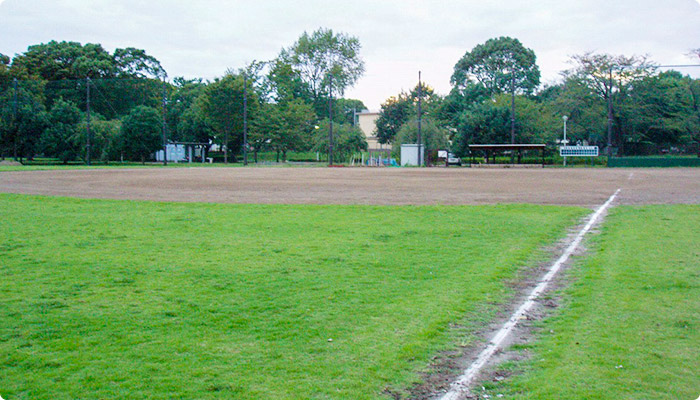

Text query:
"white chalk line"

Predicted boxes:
[[439, 189, 621, 400]]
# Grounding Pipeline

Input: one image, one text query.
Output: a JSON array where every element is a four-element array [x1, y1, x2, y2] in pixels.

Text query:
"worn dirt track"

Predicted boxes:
[[0, 167, 698, 207]]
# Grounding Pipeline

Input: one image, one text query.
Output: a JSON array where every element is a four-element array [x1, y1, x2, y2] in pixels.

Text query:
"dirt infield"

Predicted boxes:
[[0, 167, 698, 207]]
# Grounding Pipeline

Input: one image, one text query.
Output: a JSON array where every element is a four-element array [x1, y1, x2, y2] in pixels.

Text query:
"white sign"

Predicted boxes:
[[560, 146, 599, 157]]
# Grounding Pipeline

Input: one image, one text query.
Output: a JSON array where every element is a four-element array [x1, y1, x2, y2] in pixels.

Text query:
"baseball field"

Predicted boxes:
[[0, 166, 697, 399]]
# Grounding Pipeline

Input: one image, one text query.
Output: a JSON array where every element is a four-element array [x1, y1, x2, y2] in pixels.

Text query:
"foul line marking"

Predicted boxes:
[[439, 189, 621, 400]]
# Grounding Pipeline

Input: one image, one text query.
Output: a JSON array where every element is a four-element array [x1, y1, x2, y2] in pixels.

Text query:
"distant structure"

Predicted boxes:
[[356, 111, 386, 151]]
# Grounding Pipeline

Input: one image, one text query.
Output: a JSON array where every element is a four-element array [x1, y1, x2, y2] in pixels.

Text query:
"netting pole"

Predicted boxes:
[[86, 77, 91, 166], [162, 78, 167, 166], [328, 73, 333, 166], [510, 72, 516, 164], [607, 66, 613, 157], [243, 73, 248, 166], [417, 71, 422, 167], [12, 78, 18, 161]]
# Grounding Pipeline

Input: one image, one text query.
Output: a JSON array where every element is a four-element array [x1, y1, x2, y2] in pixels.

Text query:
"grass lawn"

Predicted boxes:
[[484, 205, 699, 399], [0, 194, 586, 399]]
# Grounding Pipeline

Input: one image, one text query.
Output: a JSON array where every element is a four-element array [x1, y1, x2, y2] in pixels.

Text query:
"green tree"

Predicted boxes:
[[376, 83, 443, 144], [10, 41, 117, 80], [76, 116, 122, 162], [312, 120, 367, 163], [393, 118, 449, 155], [451, 37, 540, 95], [266, 58, 313, 105], [0, 80, 49, 160], [113, 47, 166, 79], [41, 98, 82, 163], [336, 98, 367, 125], [561, 52, 656, 153], [623, 71, 700, 153], [167, 77, 208, 141], [0, 53, 11, 89], [538, 80, 607, 147], [251, 99, 317, 162], [199, 73, 258, 162], [120, 106, 162, 163], [280, 28, 365, 111], [177, 101, 215, 152]]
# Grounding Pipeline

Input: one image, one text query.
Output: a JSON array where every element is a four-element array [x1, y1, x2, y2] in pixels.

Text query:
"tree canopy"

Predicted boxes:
[[280, 28, 365, 101], [451, 36, 540, 95]]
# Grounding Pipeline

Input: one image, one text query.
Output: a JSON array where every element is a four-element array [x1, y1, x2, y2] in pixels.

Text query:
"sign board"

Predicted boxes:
[[560, 146, 599, 157]]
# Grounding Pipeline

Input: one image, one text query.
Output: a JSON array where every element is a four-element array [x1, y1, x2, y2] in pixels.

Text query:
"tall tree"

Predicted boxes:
[[281, 28, 365, 103], [41, 98, 82, 163], [312, 120, 367, 163], [451, 37, 540, 95], [199, 73, 258, 162], [375, 82, 442, 144], [10, 41, 117, 80], [562, 52, 655, 153], [251, 99, 317, 162], [113, 47, 166, 79], [0, 80, 48, 160], [120, 105, 162, 163]]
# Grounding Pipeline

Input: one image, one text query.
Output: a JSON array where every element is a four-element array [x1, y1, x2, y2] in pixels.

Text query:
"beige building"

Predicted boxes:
[[356, 111, 389, 152]]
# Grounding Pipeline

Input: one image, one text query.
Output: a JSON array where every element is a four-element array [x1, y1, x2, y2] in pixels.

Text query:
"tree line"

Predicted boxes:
[[1, 33, 698, 164], [0, 28, 369, 164], [378, 38, 700, 157]]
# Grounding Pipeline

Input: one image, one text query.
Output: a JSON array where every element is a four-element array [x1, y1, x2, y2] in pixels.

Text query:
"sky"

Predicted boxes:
[[1, 0, 699, 110]]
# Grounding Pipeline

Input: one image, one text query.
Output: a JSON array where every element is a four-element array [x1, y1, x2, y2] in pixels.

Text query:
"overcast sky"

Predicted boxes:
[[1, 0, 699, 110]]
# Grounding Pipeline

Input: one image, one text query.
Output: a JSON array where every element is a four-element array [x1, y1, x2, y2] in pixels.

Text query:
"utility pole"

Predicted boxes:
[[510, 73, 516, 145], [86, 77, 91, 166], [417, 71, 422, 167], [243, 73, 248, 166], [12, 78, 18, 161], [606, 66, 613, 157], [161, 78, 167, 166], [328, 73, 333, 166], [224, 86, 230, 164]]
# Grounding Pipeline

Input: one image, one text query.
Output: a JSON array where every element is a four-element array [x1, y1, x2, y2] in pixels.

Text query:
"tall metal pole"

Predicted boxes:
[[243, 73, 248, 166], [12, 78, 18, 161], [606, 67, 613, 157], [510, 73, 516, 144], [328, 73, 333, 166], [86, 77, 91, 166], [224, 86, 229, 164], [161, 78, 167, 166], [417, 71, 422, 167]]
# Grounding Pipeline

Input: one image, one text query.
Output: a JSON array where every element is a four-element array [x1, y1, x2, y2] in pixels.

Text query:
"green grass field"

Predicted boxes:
[[483, 205, 699, 399], [0, 194, 586, 400]]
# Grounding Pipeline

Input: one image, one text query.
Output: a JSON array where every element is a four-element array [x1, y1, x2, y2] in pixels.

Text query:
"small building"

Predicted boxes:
[[155, 142, 209, 163], [356, 111, 388, 152]]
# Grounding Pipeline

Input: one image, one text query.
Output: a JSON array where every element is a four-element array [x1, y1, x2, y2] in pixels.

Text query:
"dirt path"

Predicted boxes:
[[1, 167, 698, 206]]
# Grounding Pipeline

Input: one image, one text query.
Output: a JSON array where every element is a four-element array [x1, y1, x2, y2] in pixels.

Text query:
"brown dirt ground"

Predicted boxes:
[[0, 167, 698, 207]]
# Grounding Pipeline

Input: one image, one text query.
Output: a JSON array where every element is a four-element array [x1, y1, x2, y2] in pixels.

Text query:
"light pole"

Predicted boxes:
[[417, 71, 422, 167], [562, 115, 569, 166], [328, 73, 333, 166], [243, 73, 248, 166]]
